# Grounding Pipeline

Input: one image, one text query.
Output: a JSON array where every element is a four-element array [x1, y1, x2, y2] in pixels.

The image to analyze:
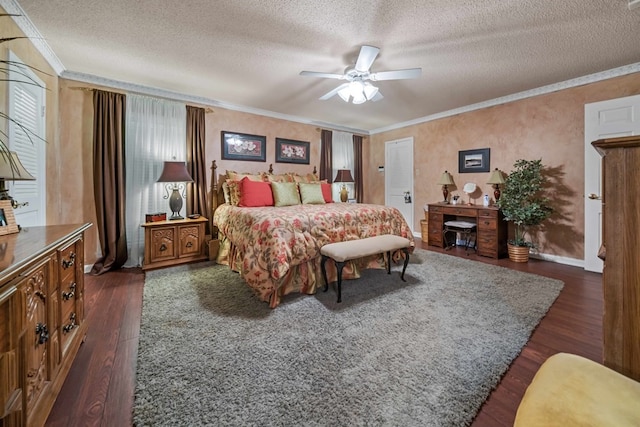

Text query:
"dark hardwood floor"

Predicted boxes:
[[45, 241, 603, 426]]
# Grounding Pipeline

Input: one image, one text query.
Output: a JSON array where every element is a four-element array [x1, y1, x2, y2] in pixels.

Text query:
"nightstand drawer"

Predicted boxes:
[[142, 217, 208, 270]]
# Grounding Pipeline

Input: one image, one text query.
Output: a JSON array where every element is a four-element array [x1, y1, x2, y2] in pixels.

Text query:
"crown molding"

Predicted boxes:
[[61, 70, 368, 135], [370, 62, 640, 135], [0, 0, 66, 75], [3, 0, 639, 136]]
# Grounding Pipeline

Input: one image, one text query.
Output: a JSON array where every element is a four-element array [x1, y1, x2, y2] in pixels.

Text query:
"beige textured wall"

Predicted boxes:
[[365, 73, 640, 260]]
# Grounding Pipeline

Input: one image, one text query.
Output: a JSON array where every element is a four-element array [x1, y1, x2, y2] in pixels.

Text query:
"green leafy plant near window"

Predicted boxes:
[[496, 158, 553, 248], [1, 13, 48, 162]]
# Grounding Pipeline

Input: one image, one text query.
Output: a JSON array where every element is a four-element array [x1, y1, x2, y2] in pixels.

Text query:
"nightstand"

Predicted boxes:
[[141, 216, 208, 270]]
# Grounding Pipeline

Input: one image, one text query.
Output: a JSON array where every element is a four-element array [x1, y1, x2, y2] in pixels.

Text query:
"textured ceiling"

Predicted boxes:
[[9, 0, 640, 133]]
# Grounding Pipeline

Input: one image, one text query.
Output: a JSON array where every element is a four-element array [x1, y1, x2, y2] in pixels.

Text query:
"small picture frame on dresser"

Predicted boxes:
[[0, 200, 20, 235]]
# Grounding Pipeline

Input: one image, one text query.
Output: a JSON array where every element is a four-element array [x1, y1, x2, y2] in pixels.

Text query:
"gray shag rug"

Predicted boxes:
[[133, 249, 563, 427]]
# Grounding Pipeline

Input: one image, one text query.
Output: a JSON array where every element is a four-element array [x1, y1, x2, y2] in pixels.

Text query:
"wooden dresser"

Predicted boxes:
[[427, 203, 507, 259], [592, 136, 640, 381], [141, 216, 207, 270], [0, 223, 91, 427]]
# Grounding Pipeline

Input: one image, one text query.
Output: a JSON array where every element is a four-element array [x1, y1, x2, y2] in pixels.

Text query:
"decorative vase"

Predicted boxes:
[[507, 243, 530, 263]]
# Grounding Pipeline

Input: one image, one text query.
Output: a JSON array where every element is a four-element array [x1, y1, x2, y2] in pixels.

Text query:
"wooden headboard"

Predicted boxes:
[[209, 160, 317, 238]]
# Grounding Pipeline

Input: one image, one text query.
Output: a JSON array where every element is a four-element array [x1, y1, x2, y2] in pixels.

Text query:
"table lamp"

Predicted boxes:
[[0, 151, 36, 208], [436, 171, 454, 203], [334, 169, 354, 202], [486, 168, 506, 201], [157, 161, 193, 220]]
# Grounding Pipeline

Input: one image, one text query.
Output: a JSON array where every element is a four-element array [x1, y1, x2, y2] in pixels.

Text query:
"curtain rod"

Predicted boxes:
[[315, 127, 368, 138]]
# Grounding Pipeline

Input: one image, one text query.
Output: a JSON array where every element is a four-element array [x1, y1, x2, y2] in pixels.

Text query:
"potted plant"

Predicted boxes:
[[496, 159, 553, 262]]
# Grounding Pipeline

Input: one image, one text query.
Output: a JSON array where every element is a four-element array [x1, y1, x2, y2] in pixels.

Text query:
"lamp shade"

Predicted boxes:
[[156, 161, 193, 183], [334, 169, 354, 183], [436, 171, 454, 186], [486, 168, 506, 184], [0, 152, 36, 181]]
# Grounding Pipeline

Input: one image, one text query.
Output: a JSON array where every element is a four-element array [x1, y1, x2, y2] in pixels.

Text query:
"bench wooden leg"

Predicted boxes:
[[335, 261, 345, 303], [400, 248, 409, 281], [321, 255, 329, 292]]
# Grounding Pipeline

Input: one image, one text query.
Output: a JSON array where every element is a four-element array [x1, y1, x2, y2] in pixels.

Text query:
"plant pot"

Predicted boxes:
[[508, 243, 530, 263]]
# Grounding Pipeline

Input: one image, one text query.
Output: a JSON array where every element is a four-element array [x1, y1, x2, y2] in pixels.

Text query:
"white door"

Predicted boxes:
[[584, 94, 640, 272], [385, 137, 414, 232], [8, 51, 46, 227]]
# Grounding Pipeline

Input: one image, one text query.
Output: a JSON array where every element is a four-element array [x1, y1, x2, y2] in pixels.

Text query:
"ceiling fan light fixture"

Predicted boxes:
[[337, 86, 351, 102], [352, 92, 367, 104], [363, 82, 379, 100]]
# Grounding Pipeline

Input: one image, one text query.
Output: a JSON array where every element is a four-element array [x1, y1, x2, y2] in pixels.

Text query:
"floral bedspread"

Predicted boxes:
[[213, 203, 414, 307]]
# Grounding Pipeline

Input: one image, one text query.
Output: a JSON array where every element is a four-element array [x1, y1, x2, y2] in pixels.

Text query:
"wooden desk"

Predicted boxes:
[[427, 203, 507, 259]]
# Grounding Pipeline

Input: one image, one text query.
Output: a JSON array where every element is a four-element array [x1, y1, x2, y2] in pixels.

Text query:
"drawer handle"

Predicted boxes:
[[62, 282, 77, 301], [36, 323, 49, 344], [62, 252, 76, 269], [483, 221, 491, 225], [63, 313, 77, 334], [35, 290, 46, 302], [185, 242, 193, 248], [159, 243, 167, 252]]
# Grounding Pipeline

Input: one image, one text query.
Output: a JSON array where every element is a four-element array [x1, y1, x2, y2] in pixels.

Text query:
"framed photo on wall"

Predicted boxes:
[[0, 200, 19, 235], [221, 131, 267, 162], [275, 138, 310, 164], [458, 148, 490, 173]]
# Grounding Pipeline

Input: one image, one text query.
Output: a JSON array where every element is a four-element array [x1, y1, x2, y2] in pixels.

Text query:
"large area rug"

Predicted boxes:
[[133, 249, 563, 427]]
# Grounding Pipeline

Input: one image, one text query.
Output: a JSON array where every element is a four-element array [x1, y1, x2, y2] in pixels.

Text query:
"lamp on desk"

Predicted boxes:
[[0, 151, 36, 209], [157, 161, 193, 220], [436, 170, 455, 203], [334, 169, 354, 202], [486, 168, 506, 201]]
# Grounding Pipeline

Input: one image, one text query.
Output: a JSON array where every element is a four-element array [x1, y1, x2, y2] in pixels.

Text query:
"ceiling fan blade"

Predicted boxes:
[[319, 83, 349, 100], [300, 71, 345, 79], [370, 68, 422, 81], [355, 45, 380, 72]]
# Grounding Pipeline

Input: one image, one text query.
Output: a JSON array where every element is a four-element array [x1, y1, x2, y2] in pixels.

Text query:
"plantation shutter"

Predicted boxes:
[[8, 51, 46, 226]]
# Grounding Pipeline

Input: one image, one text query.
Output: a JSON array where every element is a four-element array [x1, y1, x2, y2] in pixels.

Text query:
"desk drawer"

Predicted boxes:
[[429, 205, 443, 214], [443, 206, 475, 216], [478, 209, 498, 219], [428, 212, 443, 224], [477, 218, 497, 231]]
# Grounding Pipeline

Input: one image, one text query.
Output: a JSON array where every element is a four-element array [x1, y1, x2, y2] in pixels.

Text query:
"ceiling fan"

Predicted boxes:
[[300, 45, 421, 104]]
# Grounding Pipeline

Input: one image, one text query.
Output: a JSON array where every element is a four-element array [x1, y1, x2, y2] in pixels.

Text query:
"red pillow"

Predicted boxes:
[[239, 177, 274, 207], [321, 182, 333, 203]]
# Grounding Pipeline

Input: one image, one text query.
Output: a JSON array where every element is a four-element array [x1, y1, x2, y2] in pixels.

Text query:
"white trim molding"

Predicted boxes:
[[0, 0, 66, 75]]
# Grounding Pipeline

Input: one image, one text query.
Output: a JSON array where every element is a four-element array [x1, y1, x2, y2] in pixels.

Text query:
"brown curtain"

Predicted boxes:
[[353, 135, 363, 203], [91, 90, 128, 275], [319, 129, 333, 182], [185, 106, 209, 234]]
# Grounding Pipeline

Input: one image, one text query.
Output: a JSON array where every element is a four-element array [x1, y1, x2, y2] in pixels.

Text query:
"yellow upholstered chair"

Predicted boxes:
[[514, 353, 640, 426]]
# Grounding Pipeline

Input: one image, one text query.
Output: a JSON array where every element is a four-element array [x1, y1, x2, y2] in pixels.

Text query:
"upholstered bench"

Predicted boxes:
[[514, 352, 640, 426], [443, 220, 477, 254], [320, 235, 411, 303]]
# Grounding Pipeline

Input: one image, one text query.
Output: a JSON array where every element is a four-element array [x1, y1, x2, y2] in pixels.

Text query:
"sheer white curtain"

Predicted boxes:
[[331, 131, 354, 201], [124, 94, 186, 267]]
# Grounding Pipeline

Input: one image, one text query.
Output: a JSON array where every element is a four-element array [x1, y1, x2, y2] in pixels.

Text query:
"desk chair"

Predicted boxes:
[[443, 220, 477, 254]]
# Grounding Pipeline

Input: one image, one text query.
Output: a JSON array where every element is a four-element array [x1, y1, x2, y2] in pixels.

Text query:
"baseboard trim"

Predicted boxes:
[[413, 231, 586, 269]]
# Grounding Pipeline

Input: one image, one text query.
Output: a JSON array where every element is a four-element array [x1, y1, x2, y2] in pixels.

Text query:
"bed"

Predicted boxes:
[[210, 161, 414, 307]]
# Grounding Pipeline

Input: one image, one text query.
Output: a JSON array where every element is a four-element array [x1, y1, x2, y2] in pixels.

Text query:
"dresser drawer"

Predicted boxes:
[[58, 242, 79, 284]]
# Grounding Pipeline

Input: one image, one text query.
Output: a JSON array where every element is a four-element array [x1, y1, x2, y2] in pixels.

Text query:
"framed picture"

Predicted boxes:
[[0, 200, 19, 235], [275, 138, 310, 164], [221, 131, 266, 162], [458, 148, 490, 173]]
